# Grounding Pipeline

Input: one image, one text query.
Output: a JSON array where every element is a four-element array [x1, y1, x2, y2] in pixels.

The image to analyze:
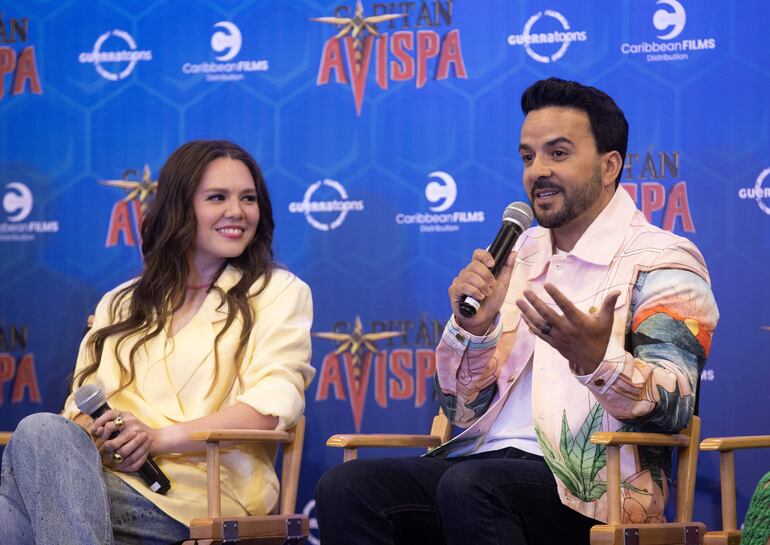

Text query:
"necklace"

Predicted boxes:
[[186, 283, 211, 290]]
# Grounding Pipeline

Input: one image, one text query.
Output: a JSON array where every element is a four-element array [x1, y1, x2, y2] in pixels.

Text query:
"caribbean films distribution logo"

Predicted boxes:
[[507, 9, 588, 63], [620, 149, 695, 232], [620, 0, 716, 63], [313, 0, 468, 115], [1, 182, 59, 242], [181, 21, 269, 82], [0, 322, 41, 408], [314, 315, 443, 431], [0, 13, 43, 100], [100, 165, 157, 248], [395, 171, 485, 233]]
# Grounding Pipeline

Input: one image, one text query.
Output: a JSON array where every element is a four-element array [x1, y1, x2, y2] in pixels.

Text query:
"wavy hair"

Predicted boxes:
[[74, 140, 275, 393]]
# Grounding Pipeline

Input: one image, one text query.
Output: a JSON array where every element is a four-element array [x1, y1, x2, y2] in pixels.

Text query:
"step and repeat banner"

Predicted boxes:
[[1, 0, 768, 539]]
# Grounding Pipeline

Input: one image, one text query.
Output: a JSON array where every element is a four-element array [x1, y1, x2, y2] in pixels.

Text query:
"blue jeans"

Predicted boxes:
[[316, 447, 599, 545], [0, 413, 188, 545]]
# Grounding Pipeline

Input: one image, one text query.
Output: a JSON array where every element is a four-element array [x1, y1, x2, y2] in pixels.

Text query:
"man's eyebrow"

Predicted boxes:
[[545, 136, 575, 147], [518, 137, 575, 152]]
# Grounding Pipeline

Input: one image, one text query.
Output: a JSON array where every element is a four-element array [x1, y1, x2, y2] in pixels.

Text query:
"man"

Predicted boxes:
[[316, 78, 718, 545]]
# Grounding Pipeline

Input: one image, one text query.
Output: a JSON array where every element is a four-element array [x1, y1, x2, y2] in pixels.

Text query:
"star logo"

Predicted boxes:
[[100, 164, 157, 213], [312, 1, 406, 115], [311, 0, 405, 70], [314, 316, 402, 430], [314, 316, 402, 382]]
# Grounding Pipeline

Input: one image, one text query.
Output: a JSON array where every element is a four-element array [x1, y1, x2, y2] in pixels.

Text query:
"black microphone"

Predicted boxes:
[[458, 201, 534, 318], [75, 384, 171, 494]]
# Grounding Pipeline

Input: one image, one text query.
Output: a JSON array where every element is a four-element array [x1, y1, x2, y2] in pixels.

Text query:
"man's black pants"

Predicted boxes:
[[315, 447, 599, 545]]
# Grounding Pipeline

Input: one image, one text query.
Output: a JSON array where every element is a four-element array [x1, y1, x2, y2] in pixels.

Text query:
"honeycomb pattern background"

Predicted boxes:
[[1, 1, 768, 538]]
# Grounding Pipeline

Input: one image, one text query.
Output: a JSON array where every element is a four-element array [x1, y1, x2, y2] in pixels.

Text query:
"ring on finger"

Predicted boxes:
[[540, 322, 553, 335], [113, 412, 124, 431], [111, 452, 123, 464]]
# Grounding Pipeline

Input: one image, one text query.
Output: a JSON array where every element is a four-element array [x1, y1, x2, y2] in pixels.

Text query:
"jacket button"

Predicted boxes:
[[594, 378, 605, 387], [455, 333, 465, 342]]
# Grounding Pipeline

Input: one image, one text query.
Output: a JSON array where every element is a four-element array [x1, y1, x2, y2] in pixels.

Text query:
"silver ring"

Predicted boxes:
[[541, 322, 552, 335]]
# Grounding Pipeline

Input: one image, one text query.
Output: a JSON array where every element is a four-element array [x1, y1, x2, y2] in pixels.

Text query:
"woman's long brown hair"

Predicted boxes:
[[74, 140, 275, 393]]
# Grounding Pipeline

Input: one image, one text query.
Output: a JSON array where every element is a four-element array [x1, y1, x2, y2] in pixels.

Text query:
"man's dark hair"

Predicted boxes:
[[521, 78, 628, 187]]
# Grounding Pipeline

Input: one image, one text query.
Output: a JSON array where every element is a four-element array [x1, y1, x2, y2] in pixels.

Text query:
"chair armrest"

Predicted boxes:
[[327, 434, 442, 449], [700, 435, 770, 451], [190, 429, 292, 443], [0, 432, 11, 445], [590, 431, 690, 447]]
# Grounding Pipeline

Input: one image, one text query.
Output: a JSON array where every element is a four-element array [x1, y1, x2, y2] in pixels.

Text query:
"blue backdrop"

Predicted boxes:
[[1, 1, 768, 541]]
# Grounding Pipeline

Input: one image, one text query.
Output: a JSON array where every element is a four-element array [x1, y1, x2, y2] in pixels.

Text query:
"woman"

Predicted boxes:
[[0, 140, 314, 544]]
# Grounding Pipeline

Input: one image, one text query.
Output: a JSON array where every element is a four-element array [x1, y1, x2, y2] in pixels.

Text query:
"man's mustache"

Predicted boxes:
[[530, 180, 565, 200]]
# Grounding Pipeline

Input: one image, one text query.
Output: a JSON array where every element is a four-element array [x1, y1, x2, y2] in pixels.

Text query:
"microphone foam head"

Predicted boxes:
[[502, 201, 534, 230], [74, 384, 105, 416]]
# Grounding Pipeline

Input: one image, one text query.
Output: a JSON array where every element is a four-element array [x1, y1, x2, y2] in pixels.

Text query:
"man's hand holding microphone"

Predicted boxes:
[[449, 202, 533, 336]]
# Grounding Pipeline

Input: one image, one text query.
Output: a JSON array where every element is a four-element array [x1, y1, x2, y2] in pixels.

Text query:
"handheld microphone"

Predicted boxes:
[[75, 384, 171, 494], [458, 201, 534, 318]]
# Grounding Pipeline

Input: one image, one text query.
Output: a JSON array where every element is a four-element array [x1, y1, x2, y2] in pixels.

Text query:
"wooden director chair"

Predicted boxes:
[[0, 420, 309, 545], [183, 415, 309, 545], [329, 408, 705, 545], [589, 416, 704, 545], [699, 434, 770, 545]]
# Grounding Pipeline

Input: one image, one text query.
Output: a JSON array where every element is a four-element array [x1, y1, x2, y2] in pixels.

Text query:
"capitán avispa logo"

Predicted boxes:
[[0, 13, 43, 100], [312, 0, 468, 115]]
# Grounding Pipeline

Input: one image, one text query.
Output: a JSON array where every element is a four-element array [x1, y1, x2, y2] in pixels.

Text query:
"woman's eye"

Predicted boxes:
[[242, 195, 257, 202], [207, 194, 225, 201]]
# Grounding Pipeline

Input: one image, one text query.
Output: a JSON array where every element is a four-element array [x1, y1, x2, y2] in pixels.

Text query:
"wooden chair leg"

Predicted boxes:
[[206, 441, 221, 518], [719, 450, 737, 532], [606, 445, 621, 525]]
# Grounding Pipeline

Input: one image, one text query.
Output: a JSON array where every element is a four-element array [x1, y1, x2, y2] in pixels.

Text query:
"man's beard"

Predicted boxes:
[[530, 162, 603, 229]]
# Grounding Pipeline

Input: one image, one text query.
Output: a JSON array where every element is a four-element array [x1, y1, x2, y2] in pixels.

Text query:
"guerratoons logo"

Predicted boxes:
[[288, 179, 365, 231], [620, 0, 716, 63], [181, 21, 268, 82], [738, 167, 770, 217], [507, 9, 588, 63], [0, 13, 43, 100], [0, 182, 59, 242], [100, 165, 157, 248], [78, 29, 152, 81], [312, 0, 468, 115], [395, 171, 484, 233]]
